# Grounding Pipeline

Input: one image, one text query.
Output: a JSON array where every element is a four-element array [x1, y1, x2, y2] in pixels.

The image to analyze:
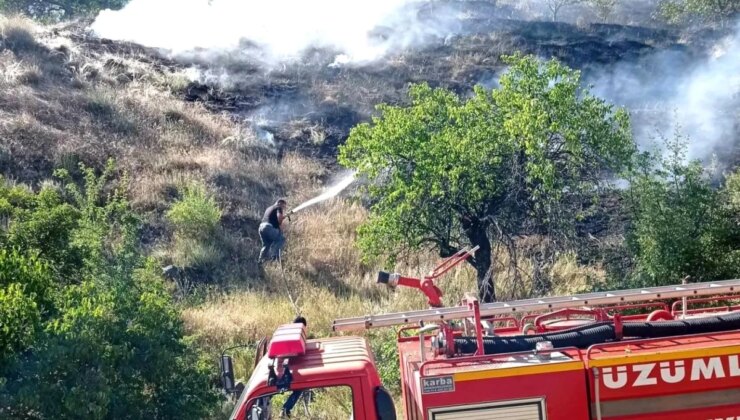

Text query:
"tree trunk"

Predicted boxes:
[[462, 217, 495, 303]]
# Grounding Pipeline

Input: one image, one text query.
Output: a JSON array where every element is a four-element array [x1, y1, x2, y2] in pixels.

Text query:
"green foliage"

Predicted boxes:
[[369, 329, 401, 396], [626, 135, 740, 286], [0, 250, 52, 366], [339, 54, 634, 300], [2, 0, 129, 20], [167, 183, 222, 240], [0, 165, 219, 419], [0, 283, 40, 366], [167, 182, 224, 273], [2, 161, 139, 283], [726, 169, 740, 213], [658, 0, 739, 26], [4, 185, 84, 283]]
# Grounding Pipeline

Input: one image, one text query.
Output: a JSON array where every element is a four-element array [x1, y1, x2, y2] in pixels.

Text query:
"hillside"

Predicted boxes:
[[1, 1, 739, 417]]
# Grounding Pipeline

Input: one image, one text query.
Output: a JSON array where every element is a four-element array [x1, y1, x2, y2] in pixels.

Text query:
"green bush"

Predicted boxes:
[[726, 169, 740, 213], [0, 249, 52, 367], [167, 183, 224, 272], [369, 329, 401, 396], [658, 0, 739, 27], [4, 187, 84, 283], [0, 283, 40, 365], [167, 183, 222, 240], [0, 165, 220, 419], [626, 136, 740, 286]]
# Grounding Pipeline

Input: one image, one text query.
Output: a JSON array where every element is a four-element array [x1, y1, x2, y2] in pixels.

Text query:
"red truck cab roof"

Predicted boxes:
[[230, 335, 385, 420]]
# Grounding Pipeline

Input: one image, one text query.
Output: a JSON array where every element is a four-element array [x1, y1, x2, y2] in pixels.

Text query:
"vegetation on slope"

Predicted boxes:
[[0, 163, 217, 418], [339, 54, 634, 302], [0, 2, 738, 417]]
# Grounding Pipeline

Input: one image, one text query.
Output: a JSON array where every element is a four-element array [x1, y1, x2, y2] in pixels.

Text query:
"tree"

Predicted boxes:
[[547, 0, 586, 21], [658, 0, 739, 27], [0, 163, 218, 419], [590, 0, 618, 22], [626, 135, 740, 286], [727, 169, 740, 215], [2, 0, 128, 20], [339, 54, 634, 302], [0, 249, 53, 367]]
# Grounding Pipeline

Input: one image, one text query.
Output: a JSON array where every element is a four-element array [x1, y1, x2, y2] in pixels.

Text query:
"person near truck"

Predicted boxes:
[[258, 199, 288, 264], [282, 316, 308, 418]]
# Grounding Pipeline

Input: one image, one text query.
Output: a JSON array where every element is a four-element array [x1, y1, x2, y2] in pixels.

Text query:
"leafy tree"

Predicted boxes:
[[727, 169, 740, 214], [2, 0, 128, 20], [658, 0, 739, 27], [339, 54, 634, 302], [0, 163, 218, 419], [626, 135, 740, 286]]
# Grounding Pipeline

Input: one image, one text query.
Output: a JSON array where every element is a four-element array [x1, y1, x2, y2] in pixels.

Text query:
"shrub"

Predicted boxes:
[[0, 165, 220, 419], [726, 169, 740, 213], [166, 182, 224, 275], [626, 136, 740, 286], [0, 15, 37, 52], [0, 283, 40, 366], [369, 329, 401, 396], [167, 182, 222, 241], [658, 0, 739, 27]]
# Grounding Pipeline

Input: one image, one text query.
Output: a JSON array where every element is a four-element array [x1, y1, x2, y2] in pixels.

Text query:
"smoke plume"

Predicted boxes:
[[586, 22, 740, 161], [91, 1, 739, 162], [90, 0, 446, 65]]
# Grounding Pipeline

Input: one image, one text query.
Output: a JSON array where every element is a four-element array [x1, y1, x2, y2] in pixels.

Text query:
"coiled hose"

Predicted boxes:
[[623, 310, 740, 338], [454, 311, 740, 355], [455, 322, 616, 354]]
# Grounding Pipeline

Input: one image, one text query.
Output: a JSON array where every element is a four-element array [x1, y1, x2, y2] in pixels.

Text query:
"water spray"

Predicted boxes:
[[288, 171, 357, 215]]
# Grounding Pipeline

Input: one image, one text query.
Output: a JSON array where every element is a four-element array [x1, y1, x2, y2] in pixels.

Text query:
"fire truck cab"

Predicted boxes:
[[228, 329, 396, 420], [227, 277, 740, 420]]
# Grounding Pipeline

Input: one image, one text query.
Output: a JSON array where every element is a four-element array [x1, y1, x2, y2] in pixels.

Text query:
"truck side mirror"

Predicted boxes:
[[221, 354, 236, 393]]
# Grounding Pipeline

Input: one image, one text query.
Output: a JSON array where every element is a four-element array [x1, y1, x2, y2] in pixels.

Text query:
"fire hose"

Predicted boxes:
[[453, 311, 740, 355]]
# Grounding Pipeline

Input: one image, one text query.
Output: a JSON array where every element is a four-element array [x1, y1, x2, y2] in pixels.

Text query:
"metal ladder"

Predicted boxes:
[[333, 279, 740, 332]]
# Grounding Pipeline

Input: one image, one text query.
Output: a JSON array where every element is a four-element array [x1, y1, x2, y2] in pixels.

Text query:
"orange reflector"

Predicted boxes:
[[268, 323, 307, 358]]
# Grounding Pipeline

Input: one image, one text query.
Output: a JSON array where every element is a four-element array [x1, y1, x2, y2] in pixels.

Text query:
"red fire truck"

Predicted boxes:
[[225, 250, 740, 420]]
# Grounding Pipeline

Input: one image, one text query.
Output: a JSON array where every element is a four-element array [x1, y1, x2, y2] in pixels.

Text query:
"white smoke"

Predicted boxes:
[[587, 21, 740, 160], [91, 1, 739, 161], [91, 0, 430, 64]]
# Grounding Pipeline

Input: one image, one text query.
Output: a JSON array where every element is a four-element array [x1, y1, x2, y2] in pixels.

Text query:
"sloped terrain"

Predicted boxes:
[[1, 6, 738, 414]]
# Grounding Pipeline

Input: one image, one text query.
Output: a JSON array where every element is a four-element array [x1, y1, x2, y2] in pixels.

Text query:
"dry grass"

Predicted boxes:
[[0, 17, 314, 264], [0, 19, 608, 415], [182, 199, 605, 353], [0, 15, 38, 52]]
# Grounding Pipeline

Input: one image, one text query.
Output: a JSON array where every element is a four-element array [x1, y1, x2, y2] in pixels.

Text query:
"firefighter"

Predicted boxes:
[[258, 199, 288, 264]]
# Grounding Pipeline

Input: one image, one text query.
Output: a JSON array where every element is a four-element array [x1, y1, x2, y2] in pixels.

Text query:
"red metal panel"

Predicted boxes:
[[587, 332, 740, 420], [398, 338, 591, 420], [233, 336, 383, 420], [600, 404, 740, 420], [419, 369, 590, 420]]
